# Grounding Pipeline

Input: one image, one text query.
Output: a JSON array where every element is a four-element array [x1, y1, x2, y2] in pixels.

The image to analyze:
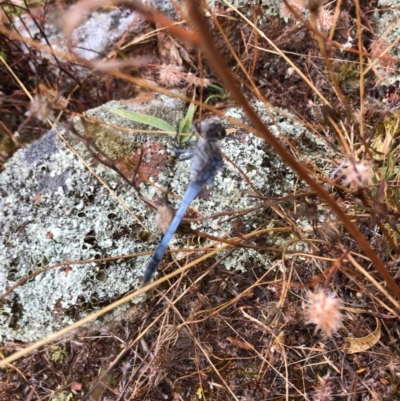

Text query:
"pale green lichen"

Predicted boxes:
[[51, 391, 73, 401], [90, 123, 134, 160], [50, 344, 67, 363], [0, 95, 186, 342]]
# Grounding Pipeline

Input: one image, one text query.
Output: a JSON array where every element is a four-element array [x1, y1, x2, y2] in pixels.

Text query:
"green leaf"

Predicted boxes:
[[179, 103, 197, 135], [204, 84, 228, 104], [207, 83, 227, 97], [204, 94, 221, 104], [110, 109, 175, 133], [176, 104, 197, 147]]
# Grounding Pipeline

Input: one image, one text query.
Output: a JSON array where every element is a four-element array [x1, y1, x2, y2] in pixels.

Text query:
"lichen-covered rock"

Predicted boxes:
[[376, 0, 400, 45], [0, 95, 187, 342], [0, 95, 329, 342], [14, 6, 150, 62]]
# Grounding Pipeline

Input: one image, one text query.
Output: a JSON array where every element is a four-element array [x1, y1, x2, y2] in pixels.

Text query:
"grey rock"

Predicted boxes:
[[14, 5, 150, 69], [22, 129, 58, 167], [0, 94, 330, 342], [0, 94, 187, 342]]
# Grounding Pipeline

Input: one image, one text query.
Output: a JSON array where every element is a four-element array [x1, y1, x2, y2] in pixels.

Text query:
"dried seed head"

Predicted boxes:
[[340, 161, 374, 188], [155, 205, 174, 234], [317, 6, 333, 32], [304, 289, 342, 336], [154, 205, 192, 235], [158, 64, 184, 87], [25, 94, 54, 122], [281, 0, 304, 17], [313, 374, 333, 401], [318, 223, 341, 245], [185, 72, 210, 88]]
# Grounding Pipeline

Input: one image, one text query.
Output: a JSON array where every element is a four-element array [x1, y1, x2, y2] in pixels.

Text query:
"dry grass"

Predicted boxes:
[[1, 0, 400, 400]]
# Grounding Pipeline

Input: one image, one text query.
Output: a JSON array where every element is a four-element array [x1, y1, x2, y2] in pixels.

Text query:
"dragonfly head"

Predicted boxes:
[[196, 121, 226, 141]]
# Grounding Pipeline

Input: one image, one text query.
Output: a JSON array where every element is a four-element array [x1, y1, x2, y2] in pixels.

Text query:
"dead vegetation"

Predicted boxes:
[[1, 0, 400, 400]]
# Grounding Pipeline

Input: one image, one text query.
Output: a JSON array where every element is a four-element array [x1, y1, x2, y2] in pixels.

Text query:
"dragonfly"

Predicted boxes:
[[142, 120, 226, 284]]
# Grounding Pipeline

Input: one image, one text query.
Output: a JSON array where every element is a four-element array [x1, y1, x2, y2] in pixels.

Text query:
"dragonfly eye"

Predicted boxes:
[[197, 121, 226, 140], [215, 125, 227, 140]]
